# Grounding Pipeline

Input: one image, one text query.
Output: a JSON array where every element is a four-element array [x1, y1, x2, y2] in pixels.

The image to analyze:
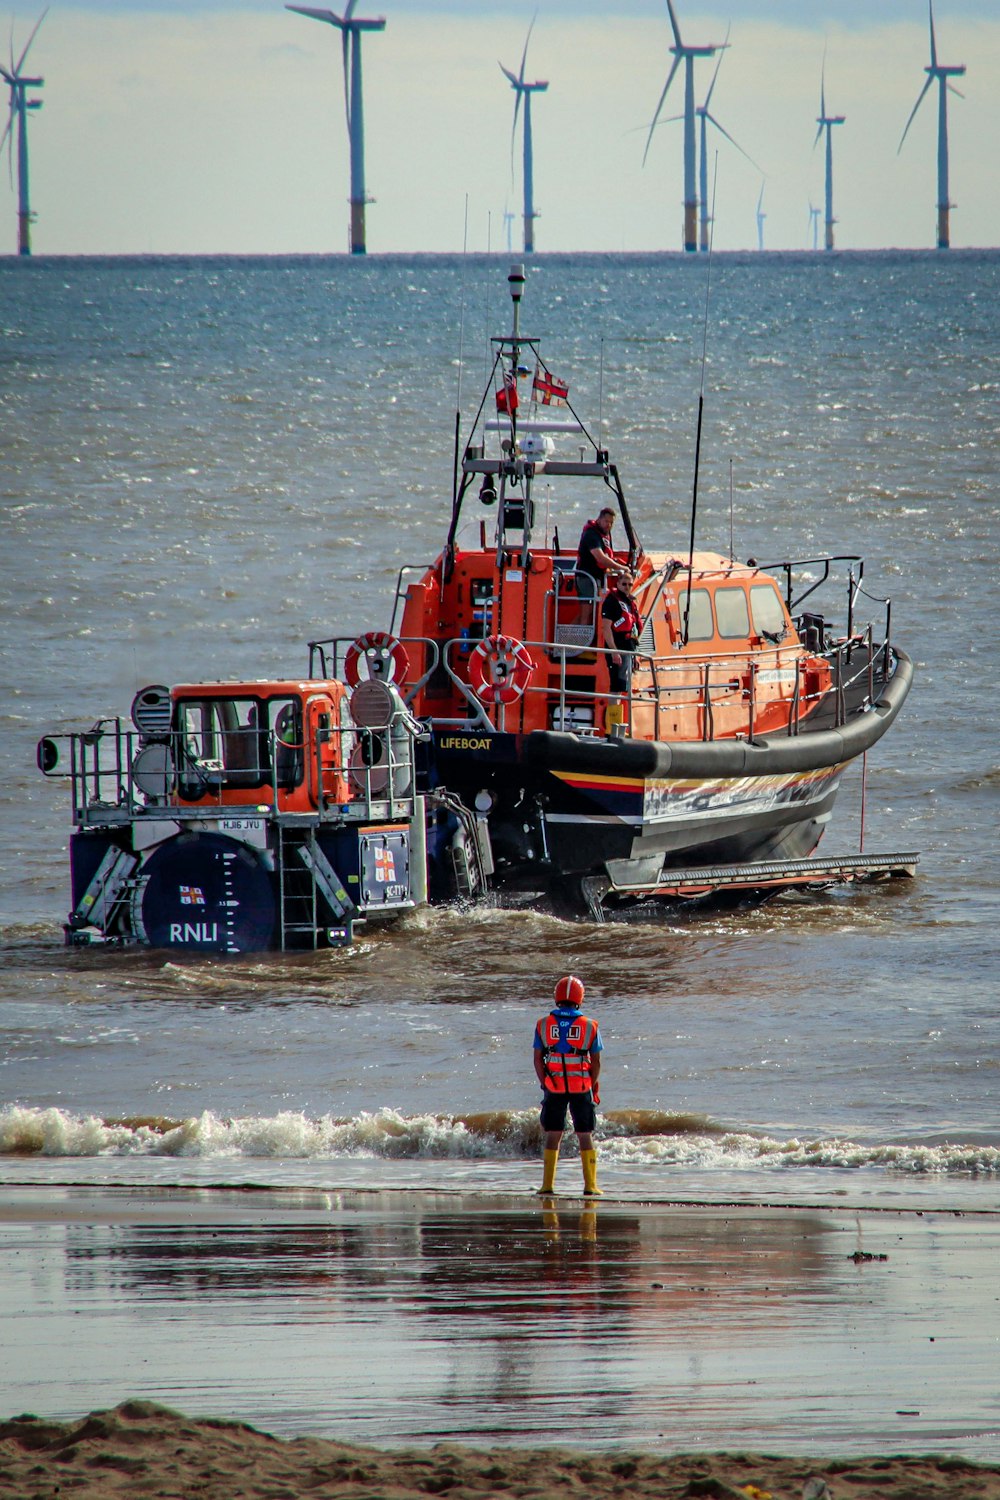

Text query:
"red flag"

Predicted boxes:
[[531, 367, 569, 406], [495, 374, 519, 414]]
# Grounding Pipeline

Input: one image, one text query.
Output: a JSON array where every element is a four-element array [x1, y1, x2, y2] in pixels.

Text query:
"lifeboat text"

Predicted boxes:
[[170, 922, 220, 944]]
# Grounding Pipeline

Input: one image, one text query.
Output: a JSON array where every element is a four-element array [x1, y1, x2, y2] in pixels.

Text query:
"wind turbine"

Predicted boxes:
[[814, 66, 845, 252], [0, 8, 46, 257], [644, 0, 726, 254], [808, 201, 821, 250], [500, 19, 548, 255], [286, 3, 386, 256], [756, 183, 765, 252], [694, 37, 760, 252], [899, 0, 966, 250]]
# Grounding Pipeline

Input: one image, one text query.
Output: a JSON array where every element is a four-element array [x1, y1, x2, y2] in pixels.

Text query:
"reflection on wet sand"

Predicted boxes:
[[2, 1190, 996, 1458]]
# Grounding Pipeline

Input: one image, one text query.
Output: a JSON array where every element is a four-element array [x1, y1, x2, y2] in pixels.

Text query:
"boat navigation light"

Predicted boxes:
[[479, 476, 498, 506], [508, 262, 525, 340]]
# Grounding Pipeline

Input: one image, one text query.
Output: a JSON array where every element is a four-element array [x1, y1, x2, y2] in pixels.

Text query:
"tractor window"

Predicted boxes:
[[268, 698, 303, 790], [176, 698, 267, 788]]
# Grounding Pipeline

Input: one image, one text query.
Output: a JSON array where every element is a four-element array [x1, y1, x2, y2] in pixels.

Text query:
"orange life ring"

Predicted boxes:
[[469, 634, 534, 706], [345, 631, 410, 687]]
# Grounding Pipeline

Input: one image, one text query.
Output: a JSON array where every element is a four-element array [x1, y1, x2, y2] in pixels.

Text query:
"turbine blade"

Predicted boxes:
[[665, 0, 684, 51], [519, 12, 537, 87], [14, 5, 47, 76], [499, 62, 519, 87], [342, 28, 352, 137], [813, 122, 823, 149], [643, 53, 682, 166], [1, 101, 12, 189], [705, 111, 761, 173], [702, 32, 727, 112], [899, 75, 933, 151], [509, 85, 522, 182], [928, 0, 938, 69], [948, 82, 965, 100], [285, 6, 342, 24], [344, 0, 359, 20]]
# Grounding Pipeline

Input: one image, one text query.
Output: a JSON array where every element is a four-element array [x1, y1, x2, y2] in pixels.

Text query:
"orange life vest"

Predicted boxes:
[[539, 1011, 599, 1094]]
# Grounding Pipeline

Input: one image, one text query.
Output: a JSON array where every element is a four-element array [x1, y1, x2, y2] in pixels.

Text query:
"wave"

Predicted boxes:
[[1, 1105, 996, 1176]]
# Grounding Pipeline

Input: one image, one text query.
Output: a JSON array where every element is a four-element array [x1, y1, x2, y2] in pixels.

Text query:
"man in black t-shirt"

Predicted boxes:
[[576, 506, 617, 583], [601, 570, 641, 694]]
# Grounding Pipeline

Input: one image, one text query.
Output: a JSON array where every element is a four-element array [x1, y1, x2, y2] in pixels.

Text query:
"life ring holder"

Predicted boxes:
[[468, 634, 534, 706], [345, 631, 410, 687]]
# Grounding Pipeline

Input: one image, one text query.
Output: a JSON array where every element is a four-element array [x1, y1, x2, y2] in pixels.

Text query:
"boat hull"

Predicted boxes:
[[425, 649, 913, 909]]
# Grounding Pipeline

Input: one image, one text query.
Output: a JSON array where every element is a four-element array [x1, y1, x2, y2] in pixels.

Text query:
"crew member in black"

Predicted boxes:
[[601, 569, 641, 694], [576, 506, 617, 584]]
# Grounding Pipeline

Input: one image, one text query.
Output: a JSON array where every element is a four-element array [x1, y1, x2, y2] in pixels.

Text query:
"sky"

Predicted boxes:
[[3, 0, 1000, 255]]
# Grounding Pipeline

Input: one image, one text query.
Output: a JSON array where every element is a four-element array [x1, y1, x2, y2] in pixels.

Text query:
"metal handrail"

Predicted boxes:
[[41, 721, 423, 829]]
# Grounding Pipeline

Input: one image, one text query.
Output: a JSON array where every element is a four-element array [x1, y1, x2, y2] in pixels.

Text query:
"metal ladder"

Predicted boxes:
[[277, 825, 353, 949]]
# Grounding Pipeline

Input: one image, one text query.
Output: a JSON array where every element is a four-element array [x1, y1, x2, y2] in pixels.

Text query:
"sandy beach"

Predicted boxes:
[[2, 1184, 999, 1488], [3, 1399, 1000, 1499]]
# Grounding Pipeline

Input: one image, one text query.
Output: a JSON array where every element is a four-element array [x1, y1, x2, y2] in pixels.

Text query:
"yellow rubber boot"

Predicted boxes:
[[581, 1148, 602, 1196], [539, 1147, 559, 1195]]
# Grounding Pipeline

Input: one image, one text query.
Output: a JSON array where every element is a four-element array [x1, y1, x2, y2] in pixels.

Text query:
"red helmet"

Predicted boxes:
[[554, 974, 585, 1007]]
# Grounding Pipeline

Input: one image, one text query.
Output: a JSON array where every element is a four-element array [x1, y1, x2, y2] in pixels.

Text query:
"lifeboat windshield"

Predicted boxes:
[[175, 695, 303, 792]]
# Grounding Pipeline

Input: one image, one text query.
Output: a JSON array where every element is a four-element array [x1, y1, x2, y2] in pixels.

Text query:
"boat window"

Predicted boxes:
[[750, 584, 787, 638], [676, 587, 714, 642], [715, 586, 751, 640]]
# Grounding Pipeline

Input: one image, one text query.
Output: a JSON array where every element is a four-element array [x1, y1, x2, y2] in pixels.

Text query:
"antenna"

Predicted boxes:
[[682, 157, 718, 645], [453, 194, 470, 513], [286, 4, 386, 255]]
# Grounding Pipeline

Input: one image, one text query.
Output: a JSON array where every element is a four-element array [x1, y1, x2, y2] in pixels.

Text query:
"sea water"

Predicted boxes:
[[1, 251, 998, 1203]]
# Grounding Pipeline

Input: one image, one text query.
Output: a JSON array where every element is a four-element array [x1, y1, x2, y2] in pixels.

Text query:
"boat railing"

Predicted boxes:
[[759, 553, 895, 663], [421, 629, 889, 741], [37, 719, 422, 828], [307, 634, 442, 708]]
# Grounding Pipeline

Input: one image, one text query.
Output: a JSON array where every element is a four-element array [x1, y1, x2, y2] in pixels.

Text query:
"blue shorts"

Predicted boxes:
[[540, 1091, 596, 1134]]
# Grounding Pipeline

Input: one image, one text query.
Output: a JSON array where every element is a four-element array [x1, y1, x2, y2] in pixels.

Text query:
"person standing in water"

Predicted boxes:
[[533, 975, 603, 1196]]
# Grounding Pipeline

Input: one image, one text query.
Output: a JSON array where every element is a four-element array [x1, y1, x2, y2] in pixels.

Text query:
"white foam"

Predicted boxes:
[[1, 1105, 996, 1175]]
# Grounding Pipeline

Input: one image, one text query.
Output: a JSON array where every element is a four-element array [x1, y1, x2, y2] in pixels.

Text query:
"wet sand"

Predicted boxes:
[[2, 1399, 1000, 1500], [2, 1186, 998, 1479]]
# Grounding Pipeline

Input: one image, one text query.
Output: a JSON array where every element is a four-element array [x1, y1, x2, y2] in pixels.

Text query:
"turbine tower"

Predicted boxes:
[[899, 0, 966, 250], [286, 2, 386, 256], [756, 183, 766, 252], [0, 8, 46, 257], [644, 0, 726, 254], [814, 68, 845, 252], [500, 20, 548, 255], [694, 37, 761, 252]]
